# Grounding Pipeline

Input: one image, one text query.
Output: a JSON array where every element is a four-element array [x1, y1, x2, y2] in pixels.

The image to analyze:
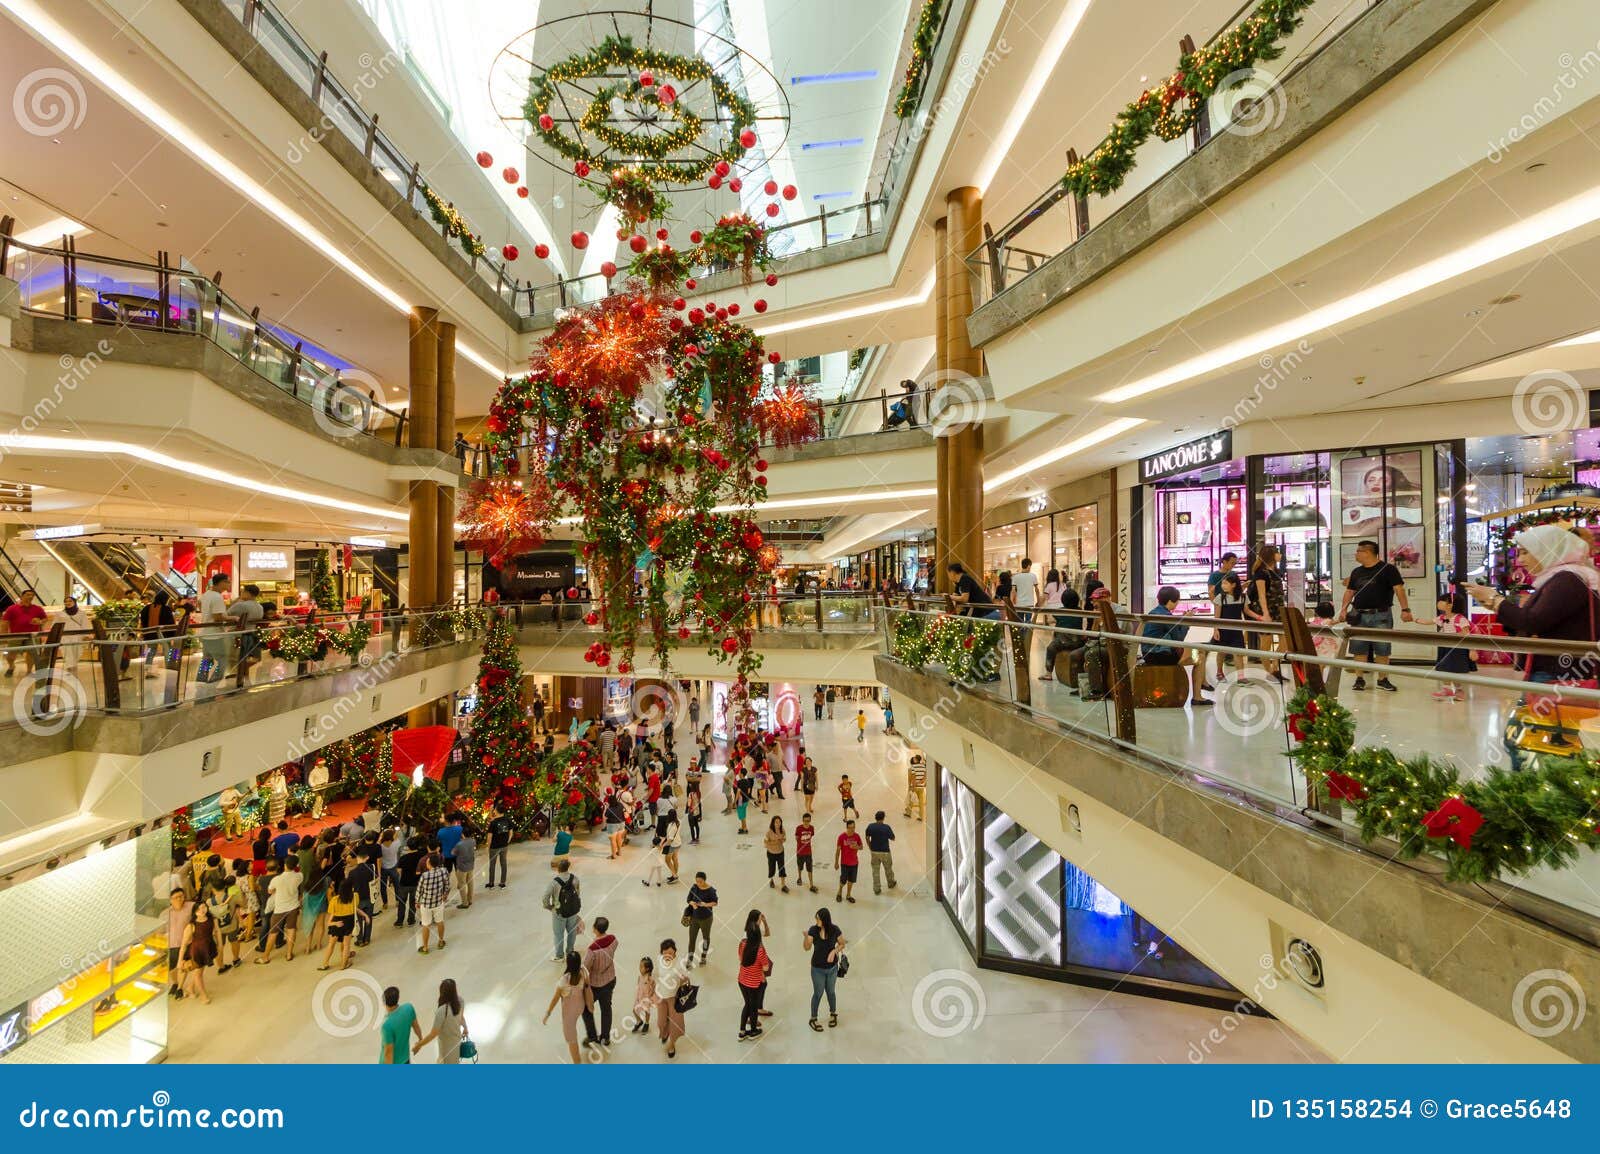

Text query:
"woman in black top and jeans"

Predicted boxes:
[[802, 908, 846, 1032], [1246, 544, 1287, 681]]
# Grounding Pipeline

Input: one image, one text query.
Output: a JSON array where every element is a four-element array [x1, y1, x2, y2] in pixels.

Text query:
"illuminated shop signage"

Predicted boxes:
[[1137, 431, 1232, 484], [238, 547, 296, 582]]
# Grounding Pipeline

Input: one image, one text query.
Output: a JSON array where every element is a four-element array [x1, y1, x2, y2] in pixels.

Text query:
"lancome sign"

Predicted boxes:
[[1137, 431, 1232, 484]]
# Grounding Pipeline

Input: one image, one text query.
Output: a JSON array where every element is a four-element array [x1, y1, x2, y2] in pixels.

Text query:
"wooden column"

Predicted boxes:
[[944, 187, 985, 575], [435, 320, 457, 608], [407, 307, 439, 613], [933, 215, 951, 593]]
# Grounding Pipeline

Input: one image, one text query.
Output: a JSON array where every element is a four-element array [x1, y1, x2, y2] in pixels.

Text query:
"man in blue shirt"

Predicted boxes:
[[269, 820, 299, 860], [864, 811, 897, 895], [436, 812, 464, 872], [1140, 586, 1211, 708]]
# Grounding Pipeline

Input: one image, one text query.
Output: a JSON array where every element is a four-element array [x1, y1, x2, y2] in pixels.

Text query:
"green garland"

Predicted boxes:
[[1289, 688, 1600, 883], [419, 182, 487, 259], [894, 0, 948, 119], [92, 599, 144, 627], [324, 620, 373, 658], [627, 243, 696, 292], [699, 214, 774, 277], [525, 35, 757, 184], [1062, 0, 1315, 198], [890, 611, 1002, 683]]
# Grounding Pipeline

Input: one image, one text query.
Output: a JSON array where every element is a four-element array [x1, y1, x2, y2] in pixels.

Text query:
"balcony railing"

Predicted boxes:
[[460, 387, 933, 477], [965, 0, 1382, 308], [507, 591, 890, 635], [218, 0, 527, 312], [0, 227, 410, 445], [881, 597, 1600, 935]]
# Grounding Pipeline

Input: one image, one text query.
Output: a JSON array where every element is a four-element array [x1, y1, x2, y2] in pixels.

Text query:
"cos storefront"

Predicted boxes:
[[936, 766, 1243, 1006], [980, 475, 1109, 597]]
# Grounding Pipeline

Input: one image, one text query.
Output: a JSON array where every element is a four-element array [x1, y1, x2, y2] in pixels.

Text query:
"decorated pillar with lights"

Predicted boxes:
[[943, 187, 984, 576], [933, 214, 951, 593], [408, 307, 440, 727], [436, 320, 458, 610]]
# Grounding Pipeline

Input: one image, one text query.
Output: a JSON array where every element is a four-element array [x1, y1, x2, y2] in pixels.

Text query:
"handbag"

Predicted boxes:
[[458, 1036, 478, 1062], [673, 981, 699, 1013], [681, 904, 692, 928], [836, 951, 849, 978]]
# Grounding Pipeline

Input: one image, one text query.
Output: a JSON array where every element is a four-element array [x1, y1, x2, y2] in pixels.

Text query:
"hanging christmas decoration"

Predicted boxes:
[[458, 476, 553, 568]]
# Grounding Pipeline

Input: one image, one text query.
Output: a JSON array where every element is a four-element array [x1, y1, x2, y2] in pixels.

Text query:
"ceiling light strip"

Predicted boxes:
[[983, 417, 1146, 490], [752, 272, 935, 337], [1096, 185, 1600, 404], [976, 0, 1093, 193]]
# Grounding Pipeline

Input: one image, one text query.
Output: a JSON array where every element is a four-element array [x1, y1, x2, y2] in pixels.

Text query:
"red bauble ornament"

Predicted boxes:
[[584, 612, 599, 626], [763, 179, 778, 196], [782, 184, 797, 200], [668, 317, 683, 332], [739, 129, 757, 148], [601, 261, 617, 278], [753, 299, 766, 312], [476, 150, 493, 167], [714, 159, 731, 177], [688, 308, 705, 324], [756, 475, 768, 486], [501, 244, 519, 261], [629, 234, 648, 253], [685, 278, 697, 290], [617, 661, 632, 674], [671, 297, 686, 311], [595, 652, 610, 667], [617, 227, 632, 241], [727, 303, 741, 316], [574, 160, 591, 177], [516, 186, 529, 198], [765, 202, 780, 217], [768, 351, 782, 363], [677, 627, 691, 640], [639, 70, 655, 87], [538, 114, 554, 131], [765, 273, 779, 287], [755, 459, 768, 471], [656, 227, 669, 240], [502, 166, 519, 183], [708, 174, 722, 189], [571, 231, 589, 249], [567, 587, 581, 600], [729, 178, 742, 193], [534, 243, 550, 259], [690, 230, 703, 243]]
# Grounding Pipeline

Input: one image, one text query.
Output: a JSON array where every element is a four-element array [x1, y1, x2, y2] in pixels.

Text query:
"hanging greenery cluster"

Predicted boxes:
[[699, 213, 775, 277], [890, 611, 1002, 683], [1288, 688, 1600, 883], [1061, 0, 1315, 198], [627, 243, 697, 292], [419, 182, 487, 259], [525, 35, 757, 184], [894, 0, 948, 119], [531, 741, 603, 830], [596, 166, 672, 224]]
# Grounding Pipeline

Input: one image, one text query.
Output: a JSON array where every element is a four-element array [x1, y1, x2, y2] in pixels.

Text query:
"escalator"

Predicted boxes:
[[91, 542, 196, 601], [45, 540, 138, 603], [0, 541, 33, 609]]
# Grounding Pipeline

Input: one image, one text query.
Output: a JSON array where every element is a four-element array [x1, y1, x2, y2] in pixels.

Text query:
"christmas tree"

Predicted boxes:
[[461, 613, 542, 832], [309, 547, 338, 611]]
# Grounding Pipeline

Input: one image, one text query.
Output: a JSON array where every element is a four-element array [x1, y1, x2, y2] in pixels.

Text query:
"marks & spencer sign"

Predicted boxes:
[[1138, 431, 1232, 484]]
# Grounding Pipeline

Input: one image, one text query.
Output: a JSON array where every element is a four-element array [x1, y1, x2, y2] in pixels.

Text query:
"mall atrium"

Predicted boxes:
[[0, 0, 1596, 1068]]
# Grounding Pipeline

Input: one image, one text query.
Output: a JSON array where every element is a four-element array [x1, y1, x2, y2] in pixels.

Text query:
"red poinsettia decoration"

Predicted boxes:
[[1323, 771, 1367, 802], [1285, 697, 1321, 741], [1421, 796, 1484, 849]]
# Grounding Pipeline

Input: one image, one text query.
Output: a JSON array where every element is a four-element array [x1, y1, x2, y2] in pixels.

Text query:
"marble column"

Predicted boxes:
[[435, 320, 457, 608], [933, 215, 951, 593], [943, 187, 984, 576]]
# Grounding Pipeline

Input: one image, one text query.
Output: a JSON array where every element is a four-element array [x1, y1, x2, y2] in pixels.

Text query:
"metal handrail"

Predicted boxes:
[[0, 228, 408, 437]]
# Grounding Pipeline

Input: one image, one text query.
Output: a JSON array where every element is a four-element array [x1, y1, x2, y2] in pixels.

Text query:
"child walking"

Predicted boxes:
[[632, 957, 655, 1034], [1432, 589, 1475, 700]]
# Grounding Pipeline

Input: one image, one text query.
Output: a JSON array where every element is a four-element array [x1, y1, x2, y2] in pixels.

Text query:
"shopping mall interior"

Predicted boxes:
[[0, 0, 1597, 1068]]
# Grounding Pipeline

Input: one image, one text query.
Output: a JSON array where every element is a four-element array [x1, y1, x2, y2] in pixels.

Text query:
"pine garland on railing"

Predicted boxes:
[[1061, 0, 1316, 198], [890, 611, 1001, 682], [1288, 688, 1600, 883], [894, 0, 949, 119], [419, 182, 487, 259]]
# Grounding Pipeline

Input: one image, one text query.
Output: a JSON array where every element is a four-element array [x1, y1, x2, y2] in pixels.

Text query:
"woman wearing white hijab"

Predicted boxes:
[[1466, 524, 1600, 682]]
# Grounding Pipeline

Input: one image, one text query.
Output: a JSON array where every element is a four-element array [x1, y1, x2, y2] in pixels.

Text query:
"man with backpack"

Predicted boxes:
[[543, 859, 582, 961]]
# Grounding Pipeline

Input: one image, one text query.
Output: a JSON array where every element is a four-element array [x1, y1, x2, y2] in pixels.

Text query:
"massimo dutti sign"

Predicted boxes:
[[1137, 430, 1232, 484]]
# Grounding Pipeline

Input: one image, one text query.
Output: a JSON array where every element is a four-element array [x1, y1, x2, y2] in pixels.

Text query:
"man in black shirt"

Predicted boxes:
[[393, 838, 425, 927], [486, 805, 514, 889], [947, 563, 1000, 620], [684, 871, 717, 967], [864, 811, 897, 894], [346, 851, 377, 946], [1336, 539, 1414, 692]]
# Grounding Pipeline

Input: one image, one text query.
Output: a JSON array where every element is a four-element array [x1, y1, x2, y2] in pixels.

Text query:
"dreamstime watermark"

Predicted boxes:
[[310, 967, 386, 1038], [911, 968, 986, 1037], [1486, 44, 1600, 164], [0, 341, 113, 468], [920, 369, 988, 438], [1214, 678, 1283, 738], [13, 669, 90, 737], [1220, 339, 1314, 431], [280, 637, 411, 764], [1187, 952, 1281, 1062], [627, 679, 689, 739], [1511, 369, 1586, 435], [1511, 968, 1586, 1037], [890, 40, 1012, 163], [284, 50, 401, 165], [13, 67, 87, 137], [311, 369, 377, 440], [1215, 67, 1288, 139]]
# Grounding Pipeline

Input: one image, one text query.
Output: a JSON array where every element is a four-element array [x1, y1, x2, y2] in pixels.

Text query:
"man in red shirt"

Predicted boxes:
[[794, 813, 817, 894], [834, 819, 864, 904], [2, 591, 47, 677], [646, 768, 662, 818]]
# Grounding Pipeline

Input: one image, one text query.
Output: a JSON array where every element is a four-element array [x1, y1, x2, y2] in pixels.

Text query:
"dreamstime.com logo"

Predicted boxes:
[[1214, 67, 1288, 139], [13, 669, 90, 737], [628, 679, 688, 739], [311, 968, 387, 1038], [13, 67, 87, 137], [1511, 369, 1587, 435], [911, 968, 986, 1037], [920, 370, 988, 438], [1511, 969, 1586, 1038], [1214, 679, 1283, 738], [312, 369, 378, 440], [284, 50, 399, 164]]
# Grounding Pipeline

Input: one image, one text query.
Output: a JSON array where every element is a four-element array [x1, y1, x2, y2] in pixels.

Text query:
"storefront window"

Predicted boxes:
[[1051, 505, 1098, 592], [981, 521, 1025, 587], [981, 803, 1062, 965], [1150, 461, 1247, 611], [1062, 860, 1231, 991], [1329, 444, 1437, 617], [937, 765, 979, 949], [1258, 452, 1332, 610]]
